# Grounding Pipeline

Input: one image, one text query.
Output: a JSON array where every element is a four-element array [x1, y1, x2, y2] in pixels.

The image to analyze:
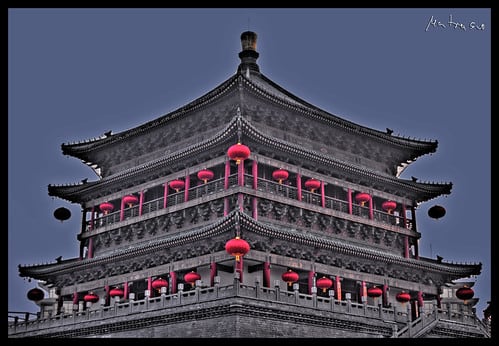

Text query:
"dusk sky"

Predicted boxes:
[[8, 8, 491, 318]]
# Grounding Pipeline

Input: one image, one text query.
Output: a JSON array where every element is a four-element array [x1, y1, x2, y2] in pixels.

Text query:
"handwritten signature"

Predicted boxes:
[[425, 14, 485, 32]]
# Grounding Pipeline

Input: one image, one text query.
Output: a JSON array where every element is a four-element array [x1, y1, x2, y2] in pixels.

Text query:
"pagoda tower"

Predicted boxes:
[[10, 31, 489, 338]]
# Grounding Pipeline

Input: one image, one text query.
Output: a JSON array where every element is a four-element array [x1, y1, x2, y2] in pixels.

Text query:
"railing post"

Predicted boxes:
[[129, 293, 135, 313], [214, 276, 220, 298], [378, 303, 383, 319], [329, 289, 335, 312], [312, 287, 317, 308], [274, 280, 281, 301], [255, 277, 260, 299], [346, 293, 351, 313], [178, 284, 184, 305], [233, 272, 240, 296], [196, 280, 202, 302], [293, 283, 300, 305]]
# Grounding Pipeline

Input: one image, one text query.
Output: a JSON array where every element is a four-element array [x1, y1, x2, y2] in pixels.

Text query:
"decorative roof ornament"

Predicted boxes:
[[237, 31, 260, 74]]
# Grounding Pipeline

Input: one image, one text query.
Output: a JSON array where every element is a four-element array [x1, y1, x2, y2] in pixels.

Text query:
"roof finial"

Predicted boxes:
[[237, 31, 260, 75]]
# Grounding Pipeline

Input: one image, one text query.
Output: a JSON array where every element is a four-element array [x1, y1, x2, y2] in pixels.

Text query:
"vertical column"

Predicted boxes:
[[238, 194, 243, 211], [404, 236, 410, 259], [417, 291, 424, 313], [236, 257, 244, 283], [252, 160, 258, 189], [411, 205, 417, 232], [296, 173, 302, 202], [361, 281, 367, 303], [88, 238, 93, 259], [382, 284, 388, 308], [252, 160, 258, 220], [138, 190, 144, 216], [224, 160, 230, 216], [123, 281, 129, 300], [320, 181, 325, 208], [79, 241, 84, 260], [436, 293, 442, 308], [210, 261, 217, 287], [147, 276, 152, 298], [73, 290, 78, 306], [184, 173, 190, 202], [119, 197, 125, 221], [415, 239, 420, 260], [335, 276, 342, 301], [89, 207, 95, 230], [368, 195, 373, 220], [308, 270, 315, 295], [238, 161, 244, 186], [170, 271, 177, 294], [402, 204, 408, 229], [104, 285, 110, 306], [163, 182, 169, 209], [347, 188, 352, 215], [80, 209, 87, 233], [263, 261, 271, 288]]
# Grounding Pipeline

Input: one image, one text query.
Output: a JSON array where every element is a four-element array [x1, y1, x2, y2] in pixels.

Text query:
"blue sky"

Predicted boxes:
[[8, 8, 491, 318]]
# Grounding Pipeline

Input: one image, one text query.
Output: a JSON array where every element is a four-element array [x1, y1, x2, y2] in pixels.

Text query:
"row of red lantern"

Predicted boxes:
[[355, 192, 397, 214]]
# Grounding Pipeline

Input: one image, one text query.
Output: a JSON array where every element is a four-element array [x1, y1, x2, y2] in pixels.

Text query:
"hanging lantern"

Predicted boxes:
[[396, 291, 411, 304], [428, 205, 446, 220], [152, 277, 169, 291], [123, 195, 138, 208], [169, 179, 185, 192], [53, 207, 71, 222], [272, 169, 289, 184], [109, 287, 124, 298], [281, 269, 299, 287], [304, 178, 321, 193], [382, 200, 397, 214], [355, 192, 371, 206], [456, 286, 474, 304], [316, 276, 333, 293], [225, 236, 250, 262], [367, 286, 383, 298], [99, 202, 114, 215], [197, 169, 214, 184], [27, 288, 45, 301], [227, 142, 251, 165], [184, 271, 201, 287], [84, 292, 100, 303]]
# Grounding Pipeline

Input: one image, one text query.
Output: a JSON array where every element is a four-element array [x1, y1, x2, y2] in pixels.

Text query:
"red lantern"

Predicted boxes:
[[272, 169, 289, 184], [355, 192, 371, 206], [456, 286, 474, 304], [382, 200, 397, 214], [152, 277, 169, 291], [281, 269, 299, 286], [169, 179, 185, 192], [316, 276, 333, 293], [27, 288, 45, 301], [197, 169, 214, 184], [109, 287, 124, 298], [84, 292, 100, 303], [428, 205, 446, 220], [99, 202, 114, 215], [225, 236, 250, 262], [396, 291, 411, 304], [123, 195, 138, 208], [227, 142, 251, 165], [304, 178, 321, 193], [184, 271, 201, 287], [367, 286, 383, 298]]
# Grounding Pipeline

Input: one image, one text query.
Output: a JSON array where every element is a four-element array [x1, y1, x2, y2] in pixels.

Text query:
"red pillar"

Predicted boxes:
[[147, 277, 152, 298], [335, 276, 342, 301], [89, 207, 95, 230], [184, 174, 190, 202], [362, 281, 367, 302], [417, 291, 424, 308], [238, 161, 244, 186], [236, 257, 244, 282], [163, 182, 169, 209], [119, 197, 125, 221], [368, 196, 373, 220], [170, 271, 177, 294], [320, 181, 325, 208], [347, 188, 352, 215], [263, 261, 271, 288], [252, 160, 258, 189], [73, 290, 78, 305], [308, 271, 315, 295], [123, 281, 129, 300], [382, 284, 388, 307], [224, 160, 230, 189], [210, 262, 217, 286], [252, 197, 258, 220], [138, 190, 144, 216], [88, 237, 93, 259], [296, 174, 302, 202]]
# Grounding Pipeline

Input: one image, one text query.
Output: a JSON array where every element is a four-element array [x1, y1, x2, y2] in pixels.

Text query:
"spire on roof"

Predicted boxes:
[[237, 31, 260, 75]]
